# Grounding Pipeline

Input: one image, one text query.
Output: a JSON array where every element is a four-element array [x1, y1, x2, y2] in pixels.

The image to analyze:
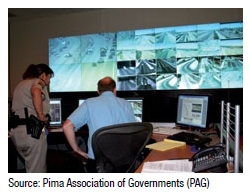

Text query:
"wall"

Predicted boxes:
[[8, 8, 243, 123]]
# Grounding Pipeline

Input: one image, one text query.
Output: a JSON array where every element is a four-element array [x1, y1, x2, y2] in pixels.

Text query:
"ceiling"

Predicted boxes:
[[8, 8, 104, 23]]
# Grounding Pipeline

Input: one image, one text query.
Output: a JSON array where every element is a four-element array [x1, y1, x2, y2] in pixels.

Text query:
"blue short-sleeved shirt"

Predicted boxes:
[[68, 91, 136, 159]]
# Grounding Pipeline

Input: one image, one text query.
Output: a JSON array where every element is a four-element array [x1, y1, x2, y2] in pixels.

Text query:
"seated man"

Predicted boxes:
[[62, 76, 136, 170]]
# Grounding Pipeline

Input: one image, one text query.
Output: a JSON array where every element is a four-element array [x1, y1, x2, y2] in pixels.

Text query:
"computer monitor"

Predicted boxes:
[[125, 97, 143, 122], [49, 98, 62, 127], [78, 99, 85, 106], [176, 94, 210, 130]]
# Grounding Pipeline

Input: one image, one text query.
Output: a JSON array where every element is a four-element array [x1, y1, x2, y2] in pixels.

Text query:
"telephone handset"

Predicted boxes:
[[189, 146, 228, 172]]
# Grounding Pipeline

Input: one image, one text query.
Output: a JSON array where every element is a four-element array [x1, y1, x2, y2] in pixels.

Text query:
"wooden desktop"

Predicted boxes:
[[135, 129, 222, 173], [135, 133, 194, 173]]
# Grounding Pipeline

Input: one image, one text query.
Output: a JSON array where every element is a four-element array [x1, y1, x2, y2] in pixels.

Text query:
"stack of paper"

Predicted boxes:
[[141, 159, 193, 173], [146, 139, 186, 151]]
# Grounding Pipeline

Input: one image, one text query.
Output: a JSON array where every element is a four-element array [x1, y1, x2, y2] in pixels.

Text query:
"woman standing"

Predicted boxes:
[[10, 63, 54, 173]]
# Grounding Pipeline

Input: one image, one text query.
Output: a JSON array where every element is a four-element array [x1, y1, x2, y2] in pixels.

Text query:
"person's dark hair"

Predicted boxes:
[[97, 77, 116, 93], [22, 63, 54, 79]]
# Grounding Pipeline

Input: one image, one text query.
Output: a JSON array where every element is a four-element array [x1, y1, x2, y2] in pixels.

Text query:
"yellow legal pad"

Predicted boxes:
[[146, 139, 186, 151]]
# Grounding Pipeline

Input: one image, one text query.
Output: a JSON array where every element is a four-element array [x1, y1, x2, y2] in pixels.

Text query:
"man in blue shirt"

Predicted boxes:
[[62, 76, 136, 160]]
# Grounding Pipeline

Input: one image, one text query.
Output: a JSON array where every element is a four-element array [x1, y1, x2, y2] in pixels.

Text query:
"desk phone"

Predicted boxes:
[[190, 146, 228, 172]]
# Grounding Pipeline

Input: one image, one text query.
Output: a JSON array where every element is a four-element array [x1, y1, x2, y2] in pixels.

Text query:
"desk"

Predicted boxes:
[[47, 126, 89, 151], [136, 133, 195, 173], [48, 127, 63, 132], [136, 130, 222, 173], [46, 126, 89, 172]]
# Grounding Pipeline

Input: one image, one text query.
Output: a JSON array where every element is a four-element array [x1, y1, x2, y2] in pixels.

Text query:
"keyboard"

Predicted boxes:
[[153, 126, 186, 136], [167, 131, 212, 147]]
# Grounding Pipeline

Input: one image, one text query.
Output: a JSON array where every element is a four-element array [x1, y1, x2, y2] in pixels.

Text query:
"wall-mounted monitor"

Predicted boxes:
[[125, 97, 143, 122], [49, 98, 62, 127], [176, 94, 210, 130], [49, 21, 243, 92]]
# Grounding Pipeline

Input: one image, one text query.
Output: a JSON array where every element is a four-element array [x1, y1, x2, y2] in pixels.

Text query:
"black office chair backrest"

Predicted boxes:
[[92, 122, 153, 173]]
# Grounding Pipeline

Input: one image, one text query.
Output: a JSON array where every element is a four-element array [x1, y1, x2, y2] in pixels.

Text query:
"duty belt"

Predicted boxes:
[[17, 118, 28, 125]]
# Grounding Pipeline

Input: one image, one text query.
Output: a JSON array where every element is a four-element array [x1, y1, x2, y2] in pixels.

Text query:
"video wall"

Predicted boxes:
[[49, 21, 243, 92]]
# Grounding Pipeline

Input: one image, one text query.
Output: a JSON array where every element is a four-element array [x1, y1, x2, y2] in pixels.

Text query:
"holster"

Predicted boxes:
[[9, 108, 46, 139], [29, 114, 45, 139]]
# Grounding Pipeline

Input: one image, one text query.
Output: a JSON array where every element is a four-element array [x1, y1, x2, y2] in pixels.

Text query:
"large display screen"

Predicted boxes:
[[49, 21, 243, 92]]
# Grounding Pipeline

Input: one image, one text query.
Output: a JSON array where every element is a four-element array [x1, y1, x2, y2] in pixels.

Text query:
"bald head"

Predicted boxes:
[[97, 76, 116, 94]]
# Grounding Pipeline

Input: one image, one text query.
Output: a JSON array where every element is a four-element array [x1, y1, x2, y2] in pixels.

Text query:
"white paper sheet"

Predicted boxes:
[[141, 159, 193, 173]]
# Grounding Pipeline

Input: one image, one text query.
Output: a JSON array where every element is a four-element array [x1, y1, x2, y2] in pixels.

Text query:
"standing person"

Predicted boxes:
[[10, 63, 54, 173], [62, 76, 136, 164]]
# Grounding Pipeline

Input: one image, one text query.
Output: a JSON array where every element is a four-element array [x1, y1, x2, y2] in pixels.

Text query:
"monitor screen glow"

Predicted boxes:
[[49, 21, 243, 92], [176, 94, 210, 129], [125, 97, 143, 122], [49, 98, 62, 126], [78, 99, 85, 106]]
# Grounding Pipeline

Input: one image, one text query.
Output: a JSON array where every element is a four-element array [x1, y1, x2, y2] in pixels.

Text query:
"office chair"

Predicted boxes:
[[70, 122, 153, 173]]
